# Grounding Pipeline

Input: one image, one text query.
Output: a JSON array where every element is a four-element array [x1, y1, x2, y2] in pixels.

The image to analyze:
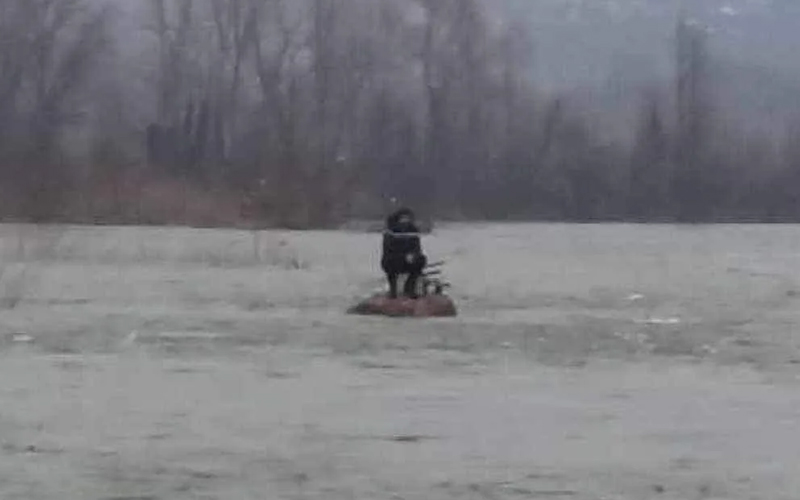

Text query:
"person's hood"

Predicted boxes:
[[386, 208, 415, 231]]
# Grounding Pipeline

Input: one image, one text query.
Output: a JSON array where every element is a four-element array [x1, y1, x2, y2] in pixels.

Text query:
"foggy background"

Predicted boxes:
[[2, 0, 800, 227], [4, 5, 800, 497]]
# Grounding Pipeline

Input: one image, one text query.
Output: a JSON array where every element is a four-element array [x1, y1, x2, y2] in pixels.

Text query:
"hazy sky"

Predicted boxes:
[[503, 0, 800, 89], [103, 0, 800, 92]]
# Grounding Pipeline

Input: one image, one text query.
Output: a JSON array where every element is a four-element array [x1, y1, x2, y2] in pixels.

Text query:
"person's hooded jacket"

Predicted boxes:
[[382, 208, 422, 262]]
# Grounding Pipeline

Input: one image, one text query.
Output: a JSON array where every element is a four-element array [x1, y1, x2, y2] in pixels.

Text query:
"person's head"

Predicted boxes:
[[395, 208, 414, 224], [388, 207, 415, 229]]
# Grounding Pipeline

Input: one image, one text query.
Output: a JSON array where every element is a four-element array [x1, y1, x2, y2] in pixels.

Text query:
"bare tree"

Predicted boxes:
[[1, 0, 792, 226], [628, 91, 672, 218], [672, 14, 717, 221], [0, 0, 111, 221], [209, 0, 254, 162]]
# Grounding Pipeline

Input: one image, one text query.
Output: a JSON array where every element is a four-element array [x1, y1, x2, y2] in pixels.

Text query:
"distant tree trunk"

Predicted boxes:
[[672, 14, 717, 221], [628, 93, 672, 219]]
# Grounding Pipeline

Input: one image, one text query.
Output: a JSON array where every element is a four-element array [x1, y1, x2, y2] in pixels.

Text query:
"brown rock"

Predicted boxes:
[[347, 294, 457, 318]]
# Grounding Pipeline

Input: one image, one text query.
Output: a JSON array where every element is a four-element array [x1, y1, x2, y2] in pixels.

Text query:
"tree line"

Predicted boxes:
[[1, 0, 799, 227]]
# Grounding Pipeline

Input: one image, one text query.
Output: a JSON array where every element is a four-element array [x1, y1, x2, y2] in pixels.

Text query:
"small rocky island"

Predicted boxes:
[[347, 293, 457, 318]]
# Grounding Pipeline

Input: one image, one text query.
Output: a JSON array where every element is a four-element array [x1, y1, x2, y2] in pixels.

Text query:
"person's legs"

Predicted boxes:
[[403, 253, 427, 299], [403, 273, 418, 298], [381, 257, 399, 299], [386, 272, 399, 298]]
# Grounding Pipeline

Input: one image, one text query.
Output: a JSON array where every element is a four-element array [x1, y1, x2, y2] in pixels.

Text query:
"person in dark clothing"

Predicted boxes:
[[381, 207, 428, 299]]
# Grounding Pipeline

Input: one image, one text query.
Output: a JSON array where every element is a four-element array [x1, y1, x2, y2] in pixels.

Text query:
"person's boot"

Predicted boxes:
[[404, 274, 419, 299]]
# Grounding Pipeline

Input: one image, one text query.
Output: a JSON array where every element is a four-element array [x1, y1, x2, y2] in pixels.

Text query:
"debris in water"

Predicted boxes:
[[700, 344, 717, 355], [637, 317, 681, 325], [388, 434, 437, 443], [614, 332, 650, 344], [122, 330, 138, 346], [157, 331, 225, 340]]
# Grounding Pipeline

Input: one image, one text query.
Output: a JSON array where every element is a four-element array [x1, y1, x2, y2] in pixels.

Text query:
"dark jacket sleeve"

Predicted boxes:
[[407, 224, 422, 254], [382, 231, 392, 258]]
